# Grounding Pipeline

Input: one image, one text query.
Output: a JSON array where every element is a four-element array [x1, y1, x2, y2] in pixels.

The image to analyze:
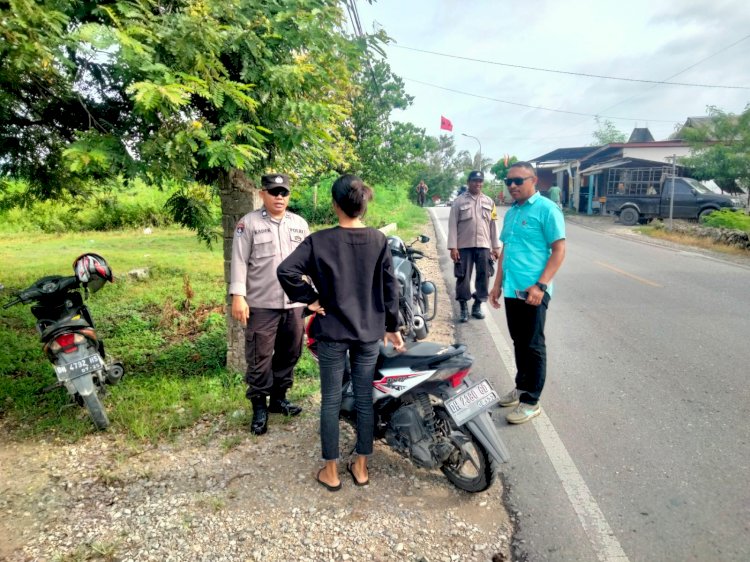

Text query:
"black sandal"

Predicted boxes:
[[347, 462, 369, 486], [315, 469, 342, 492]]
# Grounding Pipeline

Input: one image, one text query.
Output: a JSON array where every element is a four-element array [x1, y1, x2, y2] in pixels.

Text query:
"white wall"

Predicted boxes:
[[621, 146, 691, 162]]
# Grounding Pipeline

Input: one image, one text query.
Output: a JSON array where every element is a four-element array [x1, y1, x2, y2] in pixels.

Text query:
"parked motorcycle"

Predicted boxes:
[[306, 319, 510, 492], [2, 254, 123, 430], [387, 234, 436, 341]]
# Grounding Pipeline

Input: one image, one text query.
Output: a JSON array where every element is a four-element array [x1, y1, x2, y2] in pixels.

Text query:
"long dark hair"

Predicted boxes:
[[331, 174, 373, 218]]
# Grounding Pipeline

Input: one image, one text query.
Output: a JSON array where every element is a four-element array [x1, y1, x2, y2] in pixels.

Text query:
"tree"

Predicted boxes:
[[590, 117, 626, 145], [350, 57, 416, 183], [680, 105, 750, 208], [490, 156, 519, 182], [0, 0, 367, 371]]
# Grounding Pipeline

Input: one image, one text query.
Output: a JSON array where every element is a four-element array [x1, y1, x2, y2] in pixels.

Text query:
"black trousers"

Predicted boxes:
[[244, 307, 304, 400], [504, 296, 549, 405], [455, 247, 490, 302]]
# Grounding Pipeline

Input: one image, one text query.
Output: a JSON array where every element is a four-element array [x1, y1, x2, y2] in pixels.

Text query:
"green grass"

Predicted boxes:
[[0, 199, 429, 441]]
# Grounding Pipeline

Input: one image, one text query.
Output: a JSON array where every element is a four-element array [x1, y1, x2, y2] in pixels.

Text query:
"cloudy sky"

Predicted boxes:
[[354, 0, 750, 163]]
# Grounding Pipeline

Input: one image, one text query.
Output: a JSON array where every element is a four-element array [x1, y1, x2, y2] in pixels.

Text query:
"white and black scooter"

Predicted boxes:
[[306, 319, 510, 492], [3, 254, 123, 430]]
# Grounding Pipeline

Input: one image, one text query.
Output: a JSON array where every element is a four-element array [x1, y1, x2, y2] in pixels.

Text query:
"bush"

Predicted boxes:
[[701, 208, 750, 232]]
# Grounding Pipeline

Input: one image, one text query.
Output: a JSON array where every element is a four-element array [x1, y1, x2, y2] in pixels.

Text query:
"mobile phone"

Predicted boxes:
[[515, 290, 529, 300]]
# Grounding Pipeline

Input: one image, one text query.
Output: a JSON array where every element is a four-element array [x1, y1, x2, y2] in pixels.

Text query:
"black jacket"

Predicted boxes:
[[277, 226, 399, 342]]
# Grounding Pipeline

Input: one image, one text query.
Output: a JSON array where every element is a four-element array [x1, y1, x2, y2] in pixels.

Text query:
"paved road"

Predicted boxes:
[[430, 207, 750, 562]]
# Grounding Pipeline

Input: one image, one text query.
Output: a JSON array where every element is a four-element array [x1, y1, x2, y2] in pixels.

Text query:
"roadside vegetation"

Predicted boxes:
[[0, 180, 427, 441]]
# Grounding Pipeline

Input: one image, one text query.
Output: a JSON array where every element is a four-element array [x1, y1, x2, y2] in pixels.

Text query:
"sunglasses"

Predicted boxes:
[[265, 187, 290, 197], [504, 176, 534, 187]]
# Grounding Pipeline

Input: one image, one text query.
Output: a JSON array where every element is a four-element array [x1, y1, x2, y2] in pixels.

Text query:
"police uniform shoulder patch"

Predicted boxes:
[[235, 221, 245, 236]]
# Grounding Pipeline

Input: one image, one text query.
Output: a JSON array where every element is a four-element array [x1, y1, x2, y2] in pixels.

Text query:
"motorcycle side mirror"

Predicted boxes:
[[419, 234, 430, 243]]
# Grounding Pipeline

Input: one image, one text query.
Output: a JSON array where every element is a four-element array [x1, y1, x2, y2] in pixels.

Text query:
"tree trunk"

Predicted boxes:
[[219, 168, 262, 373]]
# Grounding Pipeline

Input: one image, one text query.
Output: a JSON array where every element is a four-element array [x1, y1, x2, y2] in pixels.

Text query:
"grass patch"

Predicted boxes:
[[0, 200, 430, 441]]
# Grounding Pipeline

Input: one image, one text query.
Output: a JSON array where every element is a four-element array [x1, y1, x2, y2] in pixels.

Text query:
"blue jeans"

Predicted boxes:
[[317, 340, 380, 461]]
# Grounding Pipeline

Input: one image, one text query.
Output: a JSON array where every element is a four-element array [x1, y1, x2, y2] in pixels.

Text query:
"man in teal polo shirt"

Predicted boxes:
[[489, 162, 566, 424]]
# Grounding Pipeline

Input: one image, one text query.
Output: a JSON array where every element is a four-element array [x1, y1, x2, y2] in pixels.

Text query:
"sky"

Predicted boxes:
[[354, 0, 750, 164]]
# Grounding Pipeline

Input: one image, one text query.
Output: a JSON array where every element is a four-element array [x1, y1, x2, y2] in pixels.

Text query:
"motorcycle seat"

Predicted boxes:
[[40, 319, 92, 342], [377, 341, 465, 370]]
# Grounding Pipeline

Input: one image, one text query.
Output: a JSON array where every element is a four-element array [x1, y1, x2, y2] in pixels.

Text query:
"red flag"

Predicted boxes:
[[504, 154, 510, 167], [440, 115, 453, 132]]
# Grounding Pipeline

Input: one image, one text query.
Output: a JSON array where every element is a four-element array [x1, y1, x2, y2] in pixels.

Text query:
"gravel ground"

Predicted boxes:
[[0, 218, 512, 562]]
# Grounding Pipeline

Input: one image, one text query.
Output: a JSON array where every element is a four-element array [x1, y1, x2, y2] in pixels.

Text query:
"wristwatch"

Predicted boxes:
[[535, 282, 548, 292]]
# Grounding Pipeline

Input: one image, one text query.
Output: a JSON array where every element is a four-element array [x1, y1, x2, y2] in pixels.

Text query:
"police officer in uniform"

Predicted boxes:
[[447, 170, 501, 322], [230, 173, 310, 435]]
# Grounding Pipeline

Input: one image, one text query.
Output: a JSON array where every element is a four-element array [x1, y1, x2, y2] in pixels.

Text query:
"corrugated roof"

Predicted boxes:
[[530, 146, 600, 163]]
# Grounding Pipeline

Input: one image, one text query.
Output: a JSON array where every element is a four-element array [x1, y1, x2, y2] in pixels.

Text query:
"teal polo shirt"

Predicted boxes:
[[500, 191, 566, 298]]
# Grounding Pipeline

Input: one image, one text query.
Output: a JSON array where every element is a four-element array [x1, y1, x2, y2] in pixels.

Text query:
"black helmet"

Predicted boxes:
[[387, 236, 407, 257], [73, 253, 113, 293]]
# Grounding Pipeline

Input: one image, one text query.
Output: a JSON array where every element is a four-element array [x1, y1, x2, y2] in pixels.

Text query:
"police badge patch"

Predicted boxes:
[[235, 221, 245, 236]]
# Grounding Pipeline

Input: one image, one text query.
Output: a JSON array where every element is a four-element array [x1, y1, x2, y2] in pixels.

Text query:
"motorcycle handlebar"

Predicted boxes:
[[408, 248, 425, 257]]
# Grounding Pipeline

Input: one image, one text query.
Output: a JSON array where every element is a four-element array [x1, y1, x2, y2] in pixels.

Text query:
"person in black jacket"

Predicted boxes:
[[277, 174, 405, 491]]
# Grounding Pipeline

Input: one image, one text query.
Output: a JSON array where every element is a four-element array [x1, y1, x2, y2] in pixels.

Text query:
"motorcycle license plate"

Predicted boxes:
[[444, 379, 500, 426], [54, 354, 105, 380]]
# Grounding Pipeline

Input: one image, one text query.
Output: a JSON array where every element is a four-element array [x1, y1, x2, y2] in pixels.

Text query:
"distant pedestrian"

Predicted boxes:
[[548, 184, 562, 210], [416, 180, 429, 207], [489, 162, 566, 425], [447, 170, 501, 323], [229, 173, 309, 435]]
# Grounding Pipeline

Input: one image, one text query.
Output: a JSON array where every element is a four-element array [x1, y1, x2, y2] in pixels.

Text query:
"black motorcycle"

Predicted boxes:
[[2, 254, 123, 430], [388, 234, 437, 341]]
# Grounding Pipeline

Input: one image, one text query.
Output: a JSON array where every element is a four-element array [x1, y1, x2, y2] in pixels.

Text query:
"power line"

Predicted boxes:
[[544, 32, 750, 144], [391, 40, 750, 90], [402, 77, 680, 123]]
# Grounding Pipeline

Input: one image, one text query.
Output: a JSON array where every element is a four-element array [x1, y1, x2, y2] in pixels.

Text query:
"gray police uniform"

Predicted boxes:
[[447, 191, 501, 303], [230, 207, 310, 400]]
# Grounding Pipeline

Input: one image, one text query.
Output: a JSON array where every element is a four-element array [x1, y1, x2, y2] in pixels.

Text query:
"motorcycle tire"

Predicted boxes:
[[81, 391, 110, 430], [435, 407, 497, 493]]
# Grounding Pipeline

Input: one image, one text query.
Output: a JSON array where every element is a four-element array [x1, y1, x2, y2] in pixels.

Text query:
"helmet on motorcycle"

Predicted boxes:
[[73, 253, 113, 293], [387, 235, 407, 257]]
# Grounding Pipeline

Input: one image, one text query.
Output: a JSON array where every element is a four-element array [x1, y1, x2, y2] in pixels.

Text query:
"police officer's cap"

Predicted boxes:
[[261, 174, 291, 190], [467, 170, 484, 182]]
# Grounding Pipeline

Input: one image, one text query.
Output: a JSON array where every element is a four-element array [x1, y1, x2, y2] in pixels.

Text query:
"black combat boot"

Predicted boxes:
[[269, 390, 302, 417], [250, 396, 269, 435], [459, 301, 469, 323], [471, 300, 485, 320]]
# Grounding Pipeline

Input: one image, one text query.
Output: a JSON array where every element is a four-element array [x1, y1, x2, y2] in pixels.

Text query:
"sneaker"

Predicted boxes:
[[506, 402, 541, 425], [498, 388, 520, 407]]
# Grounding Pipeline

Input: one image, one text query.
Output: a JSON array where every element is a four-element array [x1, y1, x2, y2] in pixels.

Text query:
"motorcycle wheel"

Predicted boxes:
[[81, 392, 110, 430], [435, 407, 497, 493]]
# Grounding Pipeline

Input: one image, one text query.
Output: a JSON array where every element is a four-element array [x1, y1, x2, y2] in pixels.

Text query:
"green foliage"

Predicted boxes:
[[591, 117, 627, 145], [490, 156, 519, 181], [0, 0, 368, 214], [681, 105, 750, 198], [164, 183, 220, 247], [0, 178, 208, 233], [700, 208, 750, 232]]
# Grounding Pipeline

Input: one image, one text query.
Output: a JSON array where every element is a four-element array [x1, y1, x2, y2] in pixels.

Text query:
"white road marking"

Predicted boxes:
[[431, 210, 630, 562]]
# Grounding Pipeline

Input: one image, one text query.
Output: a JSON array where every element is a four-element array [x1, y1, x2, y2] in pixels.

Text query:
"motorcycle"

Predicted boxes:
[[306, 320, 510, 492], [387, 234, 436, 341], [2, 254, 123, 430]]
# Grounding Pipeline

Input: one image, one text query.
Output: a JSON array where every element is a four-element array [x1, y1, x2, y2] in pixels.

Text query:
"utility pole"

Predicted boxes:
[[461, 133, 482, 170], [668, 154, 676, 231]]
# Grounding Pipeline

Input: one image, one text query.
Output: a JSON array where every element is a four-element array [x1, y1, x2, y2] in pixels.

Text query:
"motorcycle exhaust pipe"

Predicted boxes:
[[413, 315, 428, 340]]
